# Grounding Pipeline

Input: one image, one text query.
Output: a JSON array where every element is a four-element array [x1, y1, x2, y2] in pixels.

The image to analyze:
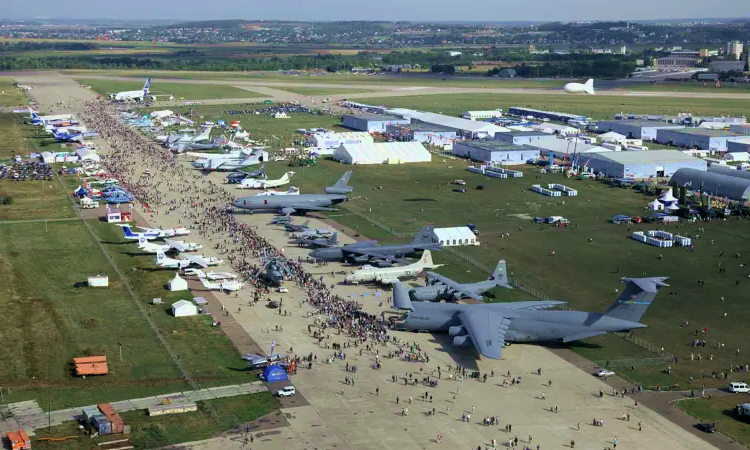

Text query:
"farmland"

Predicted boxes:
[[78, 79, 263, 100]]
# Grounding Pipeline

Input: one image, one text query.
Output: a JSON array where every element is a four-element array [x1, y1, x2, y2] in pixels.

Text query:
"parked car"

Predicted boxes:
[[277, 386, 296, 397], [453, 179, 466, 185], [729, 382, 750, 393], [453, 188, 467, 193], [595, 369, 615, 378], [696, 422, 716, 433]]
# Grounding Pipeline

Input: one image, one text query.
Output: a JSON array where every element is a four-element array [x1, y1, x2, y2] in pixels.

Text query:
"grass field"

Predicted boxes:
[[32, 392, 278, 450], [247, 159, 750, 391], [358, 92, 750, 119], [0, 77, 28, 107], [271, 86, 376, 96], [678, 395, 750, 447], [77, 79, 262, 100], [614, 81, 750, 93]]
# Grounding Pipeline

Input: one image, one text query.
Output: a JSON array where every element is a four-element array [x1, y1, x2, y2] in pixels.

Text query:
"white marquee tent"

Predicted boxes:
[[168, 273, 188, 291], [172, 299, 198, 317], [334, 142, 431, 165], [648, 199, 664, 211], [433, 227, 479, 247]]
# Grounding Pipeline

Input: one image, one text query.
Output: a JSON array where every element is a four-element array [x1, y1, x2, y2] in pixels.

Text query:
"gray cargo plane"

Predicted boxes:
[[310, 225, 442, 265], [233, 171, 352, 215], [412, 260, 513, 302], [392, 277, 668, 360]]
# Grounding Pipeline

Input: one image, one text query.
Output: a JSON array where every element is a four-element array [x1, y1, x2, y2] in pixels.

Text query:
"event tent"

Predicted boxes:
[[172, 299, 198, 317], [169, 273, 188, 291], [262, 365, 289, 382], [648, 199, 664, 211], [333, 142, 431, 165]]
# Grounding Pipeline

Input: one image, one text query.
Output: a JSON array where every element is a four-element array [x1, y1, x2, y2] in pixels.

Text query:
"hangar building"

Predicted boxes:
[[389, 109, 509, 138], [670, 168, 750, 200], [708, 164, 750, 180], [494, 130, 552, 146], [507, 107, 586, 123], [597, 120, 686, 140], [342, 113, 411, 133], [576, 150, 707, 179], [727, 137, 750, 154], [452, 141, 540, 165], [310, 132, 373, 154], [728, 124, 750, 134], [386, 123, 457, 146], [655, 128, 744, 151], [333, 141, 431, 165]]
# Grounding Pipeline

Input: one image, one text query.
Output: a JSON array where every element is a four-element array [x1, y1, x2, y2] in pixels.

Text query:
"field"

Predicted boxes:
[[32, 393, 279, 450], [243, 158, 750, 391], [270, 86, 376, 96], [0, 78, 28, 107], [678, 395, 750, 447], [356, 92, 750, 119], [78, 79, 262, 100]]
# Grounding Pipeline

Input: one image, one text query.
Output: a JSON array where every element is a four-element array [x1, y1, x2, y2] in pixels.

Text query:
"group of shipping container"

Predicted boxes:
[[81, 403, 129, 435]]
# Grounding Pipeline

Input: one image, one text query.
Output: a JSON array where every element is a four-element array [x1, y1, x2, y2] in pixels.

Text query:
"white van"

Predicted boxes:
[[729, 382, 750, 393]]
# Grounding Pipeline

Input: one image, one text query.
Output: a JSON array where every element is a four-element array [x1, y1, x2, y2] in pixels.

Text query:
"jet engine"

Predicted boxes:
[[453, 335, 471, 348], [448, 325, 467, 337]]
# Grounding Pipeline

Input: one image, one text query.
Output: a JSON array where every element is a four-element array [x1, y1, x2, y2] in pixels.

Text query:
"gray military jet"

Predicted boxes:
[[392, 276, 668, 360], [284, 220, 310, 232], [411, 259, 512, 302], [309, 225, 441, 266], [233, 171, 352, 215], [292, 232, 338, 248]]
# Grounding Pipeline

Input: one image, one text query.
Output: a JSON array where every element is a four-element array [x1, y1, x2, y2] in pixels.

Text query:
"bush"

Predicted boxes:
[[1, 196, 14, 205]]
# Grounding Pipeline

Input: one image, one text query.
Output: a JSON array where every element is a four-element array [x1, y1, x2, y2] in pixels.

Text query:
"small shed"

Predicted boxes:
[[106, 211, 133, 223], [40, 151, 55, 164], [725, 152, 749, 162], [168, 273, 188, 291], [74, 355, 109, 376], [262, 365, 289, 382], [88, 275, 109, 287], [172, 299, 198, 317]]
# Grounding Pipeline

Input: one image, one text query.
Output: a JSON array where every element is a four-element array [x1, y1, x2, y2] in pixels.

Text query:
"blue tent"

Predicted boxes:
[[262, 365, 288, 382]]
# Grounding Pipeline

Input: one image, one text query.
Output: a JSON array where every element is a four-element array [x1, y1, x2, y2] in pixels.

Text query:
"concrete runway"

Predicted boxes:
[[10, 71, 728, 450]]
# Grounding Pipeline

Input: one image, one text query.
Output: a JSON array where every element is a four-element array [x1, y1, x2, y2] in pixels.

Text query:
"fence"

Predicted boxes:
[[574, 357, 674, 370]]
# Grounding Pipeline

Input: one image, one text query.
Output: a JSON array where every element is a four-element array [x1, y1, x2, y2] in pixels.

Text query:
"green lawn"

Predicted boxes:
[[678, 395, 750, 447], [0, 77, 28, 107], [614, 81, 750, 93], [251, 159, 750, 390], [272, 86, 375, 96], [0, 180, 75, 220], [32, 392, 279, 450], [77, 79, 262, 100]]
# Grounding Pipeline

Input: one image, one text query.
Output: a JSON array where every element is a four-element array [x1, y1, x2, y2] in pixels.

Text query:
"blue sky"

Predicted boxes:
[[4, 0, 750, 22]]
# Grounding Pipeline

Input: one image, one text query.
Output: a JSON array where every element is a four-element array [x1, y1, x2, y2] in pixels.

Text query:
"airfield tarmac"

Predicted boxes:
[[12, 72, 724, 450]]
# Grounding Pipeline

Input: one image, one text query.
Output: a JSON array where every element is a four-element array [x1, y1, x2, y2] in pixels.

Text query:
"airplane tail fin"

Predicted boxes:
[[143, 77, 151, 97], [419, 250, 434, 267], [329, 232, 338, 245], [393, 282, 414, 311], [584, 79, 595, 95], [603, 277, 668, 323], [123, 226, 136, 237], [155, 251, 167, 262], [302, 220, 310, 228], [492, 259, 513, 289], [325, 171, 354, 194], [411, 225, 437, 247]]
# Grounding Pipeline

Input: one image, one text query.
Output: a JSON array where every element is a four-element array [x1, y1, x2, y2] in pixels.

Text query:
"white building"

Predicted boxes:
[[433, 227, 479, 246], [172, 299, 198, 317], [599, 131, 627, 144], [333, 142, 431, 165], [273, 112, 289, 119], [460, 110, 503, 121], [387, 109, 508, 139], [310, 132, 373, 155], [76, 148, 101, 162], [168, 273, 189, 291], [531, 123, 580, 136], [87, 275, 109, 287], [727, 41, 744, 60]]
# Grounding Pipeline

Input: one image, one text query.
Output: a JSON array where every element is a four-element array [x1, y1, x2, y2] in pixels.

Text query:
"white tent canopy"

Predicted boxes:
[[433, 227, 479, 247], [168, 273, 189, 291], [599, 131, 627, 143], [172, 299, 198, 317], [725, 152, 750, 162], [334, 142, 431, 165], [659, 191, 677, 203], [648, 199, 664, 211], [666, 203, 680, 211]]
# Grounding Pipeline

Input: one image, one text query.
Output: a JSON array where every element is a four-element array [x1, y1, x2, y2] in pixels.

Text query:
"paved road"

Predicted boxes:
[[0, 217, 79, 225]]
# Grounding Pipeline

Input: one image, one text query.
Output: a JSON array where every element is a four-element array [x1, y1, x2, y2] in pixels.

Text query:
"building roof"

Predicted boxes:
[[708, 164, 750, 180], [343, 113, 408, 122], [390, 109, 509, 133], [389, 122, 456, 133], [172, 299, 195, 309], [670, 168, 750, 200], [656, 56, 697, 61], [662, 128, 744, 137], [501, 131, 551, 137], [508, 106, 586, 121], [531, 123, 578, 132], [336, 141, 431, 164], [599, 119, 685, 128], [586, 149, 703, 165], [433, 227, 477, 244], [532, 137, 607, 154], [457, 141, 538, 152]]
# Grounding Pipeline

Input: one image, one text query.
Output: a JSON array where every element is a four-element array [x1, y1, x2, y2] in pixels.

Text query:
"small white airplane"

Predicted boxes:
[[237, 171, 295, 189], [140, 226, 191, 237], [137, 236, 171, 253], [563, 79, 595, 95], [185, 269, 238, 280], [183, 254, 224, 268], [154, 251, 191, 269], [254, 187, 300, 196], [110, 77, 151, 102], [122, 225, 160, 241], [200, 277, 244, 292], [165, 239, 203, 252], [345, 250, 444, 285]]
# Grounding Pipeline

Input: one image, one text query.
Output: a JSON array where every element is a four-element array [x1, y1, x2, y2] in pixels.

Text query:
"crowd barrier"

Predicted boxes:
[[467, 166, 508, 179], [531, 184, 562, 197], [631, 230, 691, 248]]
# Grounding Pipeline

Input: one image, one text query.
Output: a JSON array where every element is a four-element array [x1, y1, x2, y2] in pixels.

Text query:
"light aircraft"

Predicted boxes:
[[109, 77, 151, 101], [158, 126, 213, 145], [292, 232, 339, 248], [183, 254, 224, 268], [310, 225, 441, 266], [192, 149, 266, 171], [200, 277, 244, 292], [345, 250, 443, 284], [563, 79, 595, 95], [233, 171, 350, 213], [185, 269, 238, 280], [392, 277, 668, 360], [255, 187, 300, 196], [165, 239, 203, 252], [52, 129, 98, 142], [29, 111, 75, 125], [139, 226, 191, 237], [137, 237, 171, 254], [225, 164, 266, 184], [412, 260, 513, 302], [122, 225, 160, 241], [292, 227, 333, 239], [237, 171, 295, 189], [154, 251, 191, 269]]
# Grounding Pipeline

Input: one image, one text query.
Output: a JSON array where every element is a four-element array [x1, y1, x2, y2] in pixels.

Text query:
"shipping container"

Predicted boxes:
[[91, 414, 111, 435], [123, 424, 131, 434], [98, 403, 124, 433], [82, 406, 100, 424]]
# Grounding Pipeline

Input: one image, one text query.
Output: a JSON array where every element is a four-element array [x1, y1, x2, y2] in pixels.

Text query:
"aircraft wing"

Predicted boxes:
[[165, 239, 185, 252], [184, 255, 209, 268], [425, 271, 483, 301], [280, 205, 336, 215], [457, 310, 511, 360], [341, 248, 409, 265], [347, 240, 379, 247], [493, 301, 567, 311]]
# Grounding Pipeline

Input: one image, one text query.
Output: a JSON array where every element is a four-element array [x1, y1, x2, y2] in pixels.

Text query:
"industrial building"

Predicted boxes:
[[460, 110, 503, 120], [729, 124, 750, 134], [386, 123, 457, 147], [709, 60, 746, 73], [342, 113, 411, 133], [670, 168, 750, 200], [494, 130, 552, 145], [310, 132, 373, 154], [597, 120, 686, 140], [333, 141, 431, 165], [708, 164, 750, 179], [727, 137, 750, 153], [531, 123, 580, 136], [655, 56, 697, 69], [534, 137, 610, 156], [391, 110, 508, 139], [452, 141, 540, 165], [507, 107, 587, 123], [576, 150, 707, 179], [655, 128, 745, 151]]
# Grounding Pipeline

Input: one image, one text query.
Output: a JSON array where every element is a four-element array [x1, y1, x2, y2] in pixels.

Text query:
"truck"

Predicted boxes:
[[79, 198, 100, 209], [545, 216, 570, 225], [735, 403, 750, 419], [467, 223, 480, 235]]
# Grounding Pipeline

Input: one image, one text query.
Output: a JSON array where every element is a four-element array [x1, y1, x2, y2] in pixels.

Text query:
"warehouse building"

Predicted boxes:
[[494, 130, 552, 146], [727, 137, 750, 153], [342, 113, 410, 133], [576, 150, 707, 179], [507, 107, 587, 123], [333, 141, 431, 165], [655, 128, 745, 151], [386, 123, 457, 147], [534, 137, 611, 156], [452, 141, 540, 165], [708, 164, 750, 179], [655, 56, 697, 69], [310, 132, 374, 155], [729, 124, 750, 134], [670, 168, 750, 200], [597, 120, 686, 140], [531, 123, 580, 136], [393, 110, 508, 139]]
